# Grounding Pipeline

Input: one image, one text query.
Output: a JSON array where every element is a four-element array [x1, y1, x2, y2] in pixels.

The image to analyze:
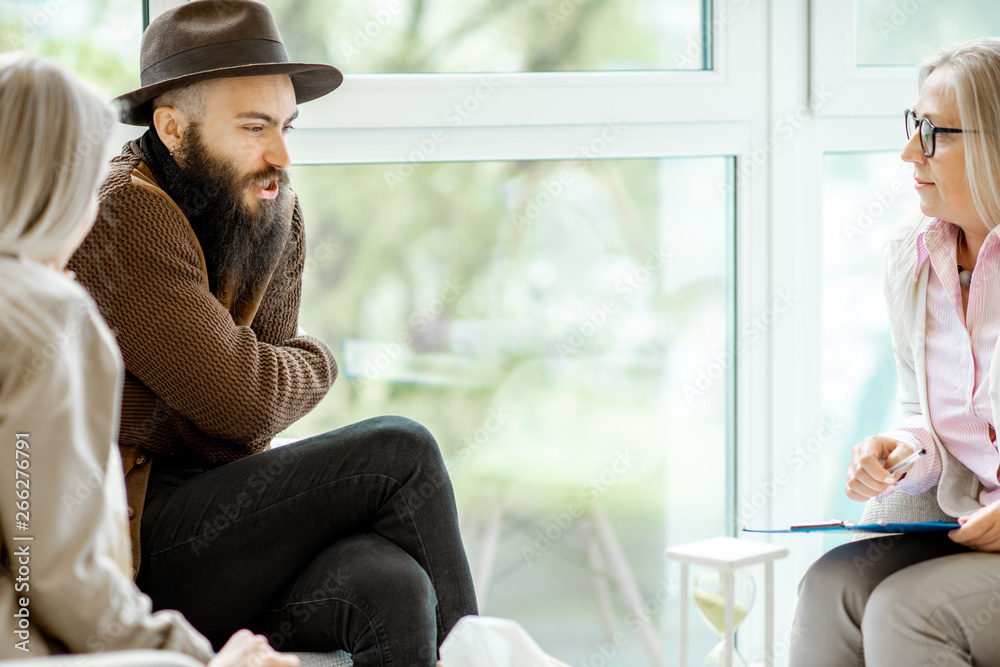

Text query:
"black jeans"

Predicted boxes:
[[136, 416, 478, 667]]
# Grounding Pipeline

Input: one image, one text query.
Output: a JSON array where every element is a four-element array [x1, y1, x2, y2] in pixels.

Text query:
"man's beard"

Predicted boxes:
[[169, 124, 291, 306]]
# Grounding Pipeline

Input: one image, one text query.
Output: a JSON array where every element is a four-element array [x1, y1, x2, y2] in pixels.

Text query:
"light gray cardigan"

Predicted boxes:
[[0, 258, 213, 661], [861, 211, 992, 526]]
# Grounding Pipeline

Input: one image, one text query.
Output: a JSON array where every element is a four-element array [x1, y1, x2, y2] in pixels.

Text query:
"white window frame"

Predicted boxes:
[[757, 2, 918, 663], [811, 0, 918, 117]]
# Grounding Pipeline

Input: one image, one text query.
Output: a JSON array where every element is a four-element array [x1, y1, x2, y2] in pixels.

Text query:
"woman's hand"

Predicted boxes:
[[949, 500, 1000, 552], [208, 629, 300, 667], [845, 436, 915, 501]]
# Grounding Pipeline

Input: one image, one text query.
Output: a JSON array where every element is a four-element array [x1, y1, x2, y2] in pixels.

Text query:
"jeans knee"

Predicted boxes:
[[372, 415, 446, 471], [325, 540, 438, 664], [395, 563, 437, 615], [365, 416, 457, 523], [369, 556, 437, 640]]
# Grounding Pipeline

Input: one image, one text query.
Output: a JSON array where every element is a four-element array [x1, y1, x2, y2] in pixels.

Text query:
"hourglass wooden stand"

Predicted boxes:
[[664, 537, 788, 667]]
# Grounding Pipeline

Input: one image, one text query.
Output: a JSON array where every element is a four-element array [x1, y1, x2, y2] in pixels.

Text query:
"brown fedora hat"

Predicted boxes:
[[115, 0, 343, 126]]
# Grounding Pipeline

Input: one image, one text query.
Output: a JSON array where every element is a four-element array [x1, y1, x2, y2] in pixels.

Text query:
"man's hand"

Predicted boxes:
[[949, 500, 1000, 552], [845, 436, 915, 501], [208, 629, 299, 667]]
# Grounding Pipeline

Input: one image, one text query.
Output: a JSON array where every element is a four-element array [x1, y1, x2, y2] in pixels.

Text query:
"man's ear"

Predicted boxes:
[[151, 105, 186, 155]]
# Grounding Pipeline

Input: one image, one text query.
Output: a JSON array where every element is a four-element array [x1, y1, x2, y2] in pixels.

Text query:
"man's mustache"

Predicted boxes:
[[243, 168, 290, 189]]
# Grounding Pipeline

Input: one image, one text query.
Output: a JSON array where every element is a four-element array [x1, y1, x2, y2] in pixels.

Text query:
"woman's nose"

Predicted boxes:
[[901, 129, 926, 164]]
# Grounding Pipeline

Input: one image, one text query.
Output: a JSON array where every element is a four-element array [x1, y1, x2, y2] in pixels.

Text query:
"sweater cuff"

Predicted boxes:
[[873, 427, 941, 500]]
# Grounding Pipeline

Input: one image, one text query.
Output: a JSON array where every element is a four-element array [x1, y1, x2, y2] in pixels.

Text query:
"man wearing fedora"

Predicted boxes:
[[68, 1, 477, 665]]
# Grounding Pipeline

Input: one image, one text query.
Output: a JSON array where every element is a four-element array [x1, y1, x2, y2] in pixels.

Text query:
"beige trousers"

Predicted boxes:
[[790, 533, 1000, 667]]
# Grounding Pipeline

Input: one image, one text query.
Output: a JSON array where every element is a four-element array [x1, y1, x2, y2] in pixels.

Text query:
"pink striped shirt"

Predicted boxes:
[[879, 218, 1000, 506]]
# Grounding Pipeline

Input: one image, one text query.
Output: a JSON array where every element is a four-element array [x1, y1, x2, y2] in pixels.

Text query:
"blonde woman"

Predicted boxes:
[[0, 52, 296, 667], [791, 38, 1000, 666]]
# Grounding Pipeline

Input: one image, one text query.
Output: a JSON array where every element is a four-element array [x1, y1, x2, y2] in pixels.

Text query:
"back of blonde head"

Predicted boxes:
[[0, 52, 114, 258], [0, 53, 114, 354], [920, 38, 1000, 231]]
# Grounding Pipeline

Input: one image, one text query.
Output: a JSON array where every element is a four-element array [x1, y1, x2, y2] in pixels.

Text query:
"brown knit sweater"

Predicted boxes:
[[68, 139, 338, 578]]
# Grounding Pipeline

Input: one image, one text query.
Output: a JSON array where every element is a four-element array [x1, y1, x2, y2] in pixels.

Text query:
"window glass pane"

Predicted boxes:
[[281, 156, 731, 659], [0, 0, 142, 99], [856, 0, 1000, 67], [264, 0, 711, 73], [821, 151, 914, 548]]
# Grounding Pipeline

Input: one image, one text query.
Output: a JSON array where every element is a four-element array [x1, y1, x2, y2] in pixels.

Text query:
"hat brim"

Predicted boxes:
[[114, 62, 343, 126]]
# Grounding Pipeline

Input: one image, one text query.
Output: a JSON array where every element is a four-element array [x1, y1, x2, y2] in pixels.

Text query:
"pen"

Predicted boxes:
[[887, 448, 927, 476], [790, 520, 849, 530]]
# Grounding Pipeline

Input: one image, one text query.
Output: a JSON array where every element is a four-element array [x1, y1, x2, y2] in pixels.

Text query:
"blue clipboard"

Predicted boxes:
[[743, 520, 960, 534]]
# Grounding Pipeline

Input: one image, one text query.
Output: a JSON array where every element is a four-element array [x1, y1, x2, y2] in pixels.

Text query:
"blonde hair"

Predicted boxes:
[[920, 38, 1000, 230], [0, 52, 114, 258]]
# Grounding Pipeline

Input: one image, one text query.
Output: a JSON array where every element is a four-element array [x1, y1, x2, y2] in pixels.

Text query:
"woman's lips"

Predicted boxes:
[[915, 178, 934, 190], [253, 179, 280, 199]]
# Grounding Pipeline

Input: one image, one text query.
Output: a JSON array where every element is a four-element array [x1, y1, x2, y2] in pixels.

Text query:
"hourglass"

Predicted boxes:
[[664, 536, 789, 667], [693, 567, 754, 666]]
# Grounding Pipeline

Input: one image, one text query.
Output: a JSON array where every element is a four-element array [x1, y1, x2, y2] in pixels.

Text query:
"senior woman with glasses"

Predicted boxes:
[[790, 37, 1000, 667]]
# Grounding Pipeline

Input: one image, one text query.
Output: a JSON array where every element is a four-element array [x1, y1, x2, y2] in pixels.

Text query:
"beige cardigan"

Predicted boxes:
[[861, 211, 991, 526], [0, 257, 213, 662]]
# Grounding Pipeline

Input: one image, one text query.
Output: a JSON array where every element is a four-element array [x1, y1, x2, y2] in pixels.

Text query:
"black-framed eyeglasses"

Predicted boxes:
[[905, 109, 965, 158]]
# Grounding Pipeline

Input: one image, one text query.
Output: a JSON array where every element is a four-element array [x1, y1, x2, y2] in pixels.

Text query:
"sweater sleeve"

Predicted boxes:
[[71, 182, 337, 455], [0, 280, 214, 662], [876, 421, 942, 497]]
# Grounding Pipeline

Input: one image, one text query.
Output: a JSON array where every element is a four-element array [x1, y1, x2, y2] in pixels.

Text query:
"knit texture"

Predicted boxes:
[[68, 139, 338, 574], [855, 486, 953, 541], [293, 652, 352, 667]]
